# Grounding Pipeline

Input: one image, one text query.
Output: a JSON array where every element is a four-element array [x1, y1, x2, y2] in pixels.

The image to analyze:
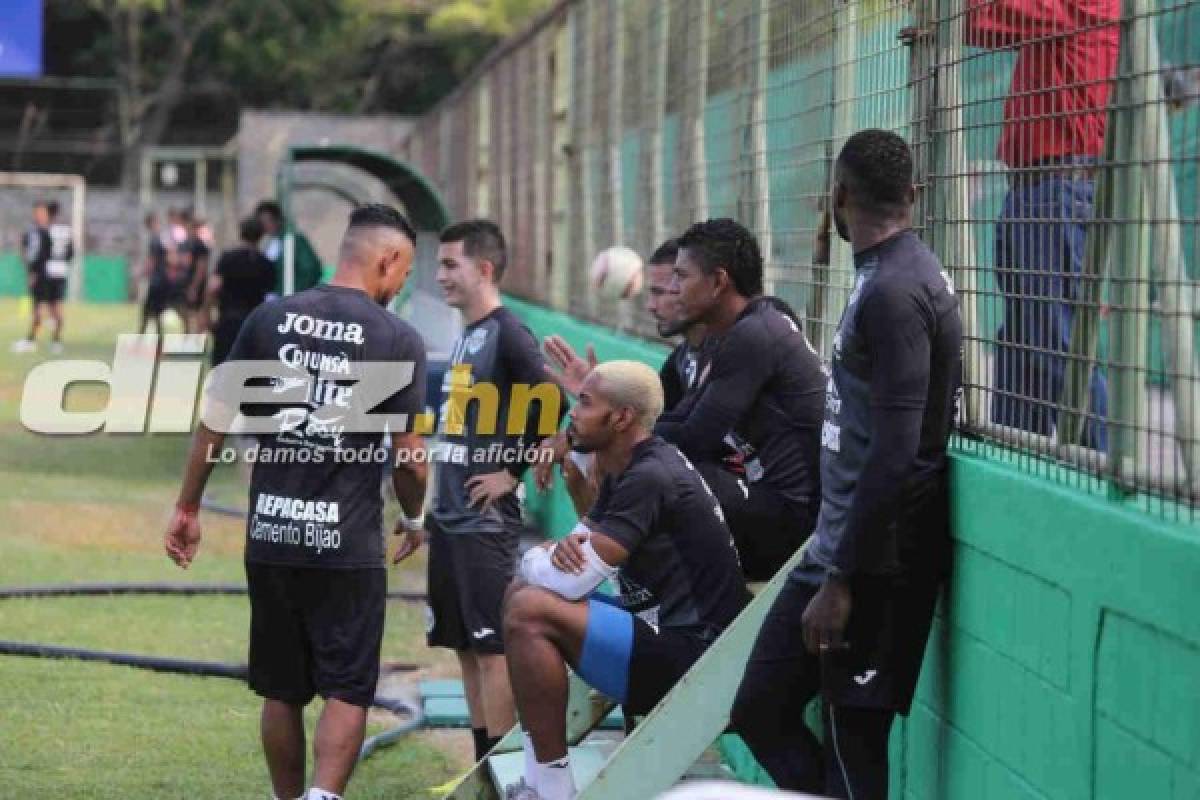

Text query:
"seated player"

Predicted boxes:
[[501, 361, 748, 800], [655, 219, 826, 581]]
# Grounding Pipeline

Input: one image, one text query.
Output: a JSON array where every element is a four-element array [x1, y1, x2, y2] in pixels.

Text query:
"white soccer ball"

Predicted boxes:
[[590, 246, 644, 301]]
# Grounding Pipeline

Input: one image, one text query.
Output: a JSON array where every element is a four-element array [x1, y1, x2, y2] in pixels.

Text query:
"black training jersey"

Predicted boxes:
[[216, 246, 275, 319], [654, 296, 826, 513], [804, 230, 962, 576], [659, 338, 717, 413], [221, 284, 427, 568], [588, 436, 748, 635], [23, 225, 50, 275], [431, 306, 564, 535]]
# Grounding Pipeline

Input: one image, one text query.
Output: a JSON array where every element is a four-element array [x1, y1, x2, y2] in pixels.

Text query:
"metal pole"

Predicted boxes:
[[1127, 0, 1200, 494]]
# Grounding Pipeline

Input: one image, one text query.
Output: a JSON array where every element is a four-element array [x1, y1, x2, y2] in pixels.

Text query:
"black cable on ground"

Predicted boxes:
[[0, 582, 430, 760], [0, 583, 426, 602]]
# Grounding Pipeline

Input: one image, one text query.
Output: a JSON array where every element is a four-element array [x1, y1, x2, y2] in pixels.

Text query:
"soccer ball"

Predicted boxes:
[[590, 246, 644, 301]]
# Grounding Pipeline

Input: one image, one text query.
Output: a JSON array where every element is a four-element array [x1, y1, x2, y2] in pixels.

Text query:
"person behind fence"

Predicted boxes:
[[731, 130, 961, 800], [164, 203, 429, 800], [966, 0, 1119, 450], [408, 219, 566, 764], [210, 215, 276, 366], [653, 218, 825, 582], [502, 361, 748, 800]]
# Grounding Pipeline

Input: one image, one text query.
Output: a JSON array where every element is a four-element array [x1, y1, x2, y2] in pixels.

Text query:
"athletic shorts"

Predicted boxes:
[[575, 597, 713, 716], [698, 462, 815, 582], [245, 562, 386, 709], [32, 275, 66, 304], [425, 519, 520, 654], [741, 565, 941, 714]]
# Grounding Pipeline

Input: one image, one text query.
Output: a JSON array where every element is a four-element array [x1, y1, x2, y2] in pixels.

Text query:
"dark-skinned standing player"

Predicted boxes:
[[731, 130, 962, 799]]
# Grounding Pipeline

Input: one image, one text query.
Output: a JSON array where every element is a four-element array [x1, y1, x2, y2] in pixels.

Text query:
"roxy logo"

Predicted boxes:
[[277, 312, 364, 344]]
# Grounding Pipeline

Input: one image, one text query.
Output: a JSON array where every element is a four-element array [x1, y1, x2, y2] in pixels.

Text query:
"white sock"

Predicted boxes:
[[304, 789, 341, 800], [522, 732, 539, 790], [533, 755, 575, 800]]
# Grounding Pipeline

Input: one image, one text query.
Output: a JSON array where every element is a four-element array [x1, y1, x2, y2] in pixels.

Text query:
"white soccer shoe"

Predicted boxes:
[[504, 779, 545, 800], [10, 339, 35, 354]]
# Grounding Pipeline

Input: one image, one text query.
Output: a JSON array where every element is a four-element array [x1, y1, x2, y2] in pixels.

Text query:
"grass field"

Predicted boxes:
[[0, 299, 468, 798]]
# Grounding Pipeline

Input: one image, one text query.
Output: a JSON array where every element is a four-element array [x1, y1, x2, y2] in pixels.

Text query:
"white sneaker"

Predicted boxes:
[[50, 341, 64, 355], [504, 779, 545, 800], [10, 339, 35, 353]]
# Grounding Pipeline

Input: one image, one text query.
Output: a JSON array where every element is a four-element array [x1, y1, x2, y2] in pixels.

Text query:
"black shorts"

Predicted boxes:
[[576, 596, 713, 716], [698, 462, 815, 582], [738, 565, 941, 714], [245, 562, 386, 709], [32, 275, 66, 304], [426, 519, 520, 654]]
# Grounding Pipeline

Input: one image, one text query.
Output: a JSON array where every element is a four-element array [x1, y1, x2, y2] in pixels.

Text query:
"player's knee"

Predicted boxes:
[[502, 584, 557, 640]]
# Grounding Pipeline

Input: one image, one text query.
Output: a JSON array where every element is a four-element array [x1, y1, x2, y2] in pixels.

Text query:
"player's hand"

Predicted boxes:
[[562, 452, 597, 512], [164, 507, 202, 569], [543, 335, 597, 398], [551, 532, 589, 575], [534, 432, 570, 491], [391, 526, 425, 564], [802, 575, 852, 655], [466, 470, 519, 512]]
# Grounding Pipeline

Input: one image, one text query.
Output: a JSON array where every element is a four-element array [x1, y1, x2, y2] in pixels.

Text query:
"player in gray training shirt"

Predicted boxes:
[[422, 219, 565, 762], [732, 130, 961, 800]]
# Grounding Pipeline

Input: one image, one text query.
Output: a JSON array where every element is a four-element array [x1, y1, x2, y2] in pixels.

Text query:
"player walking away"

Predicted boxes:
[[180, 211, 212, 333], [732, 130, 962, 800], [139, 212, 173, 336], [12, 202, 51, 353], [656, 219, 826, 582], [417, 219, 565, 763], [164, 204, 429, 800], [258, 200, 324, 296], [210, 215, 276, 366], [502, 362, 748, 800]]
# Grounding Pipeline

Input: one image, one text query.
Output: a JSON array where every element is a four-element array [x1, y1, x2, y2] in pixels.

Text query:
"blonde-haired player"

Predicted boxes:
[[500, 361, 748, 800]]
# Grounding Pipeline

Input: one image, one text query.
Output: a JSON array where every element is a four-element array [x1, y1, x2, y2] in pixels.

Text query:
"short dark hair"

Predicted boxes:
[[348, 203, 417, 244], [255, 200, 283, 222], [835, 129, 914, 214], [676, 218, 763, 297], [648, 238, 680, 267], [46, 201, 59, 218], [239, 215, 264, 244], [440, 218, 508, 281]]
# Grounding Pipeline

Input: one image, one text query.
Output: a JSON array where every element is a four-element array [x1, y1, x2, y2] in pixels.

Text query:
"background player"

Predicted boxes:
[[732, 130, 962, 799], [656, 219, 826, 581]]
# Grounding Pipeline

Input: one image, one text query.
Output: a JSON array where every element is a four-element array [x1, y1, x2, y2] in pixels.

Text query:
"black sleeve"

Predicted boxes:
[[588, 463, 664, 553], [832, 283, 932, 574], [499, 316, 567, 477], [659, 348, 684, 412], [377, 324, 428, 424], [652, 320, 773, 461]]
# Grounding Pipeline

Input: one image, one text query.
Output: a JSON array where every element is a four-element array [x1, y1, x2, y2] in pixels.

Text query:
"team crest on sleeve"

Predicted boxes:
[[464, 328, 489, 355]]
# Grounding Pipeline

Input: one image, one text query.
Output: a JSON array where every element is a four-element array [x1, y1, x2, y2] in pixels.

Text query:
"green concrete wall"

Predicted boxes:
[[0, 252, 128, 303], [504, 293, 1200, 798]]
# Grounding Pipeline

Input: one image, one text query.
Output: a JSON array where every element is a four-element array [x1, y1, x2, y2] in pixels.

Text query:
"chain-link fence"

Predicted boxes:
[[401, 0, 1200, 521]]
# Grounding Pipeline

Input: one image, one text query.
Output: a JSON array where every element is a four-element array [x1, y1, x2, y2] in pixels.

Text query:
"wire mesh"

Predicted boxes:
[[403, 0, 1200, 521]]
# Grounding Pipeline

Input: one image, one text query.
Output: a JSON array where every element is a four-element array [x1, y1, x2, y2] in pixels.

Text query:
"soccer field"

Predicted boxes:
[[0, 299, 466, 798]]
